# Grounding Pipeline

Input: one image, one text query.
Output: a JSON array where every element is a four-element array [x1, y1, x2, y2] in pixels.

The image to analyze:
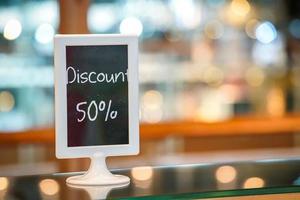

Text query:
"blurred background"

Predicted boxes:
[[0, 0, 300, 179]]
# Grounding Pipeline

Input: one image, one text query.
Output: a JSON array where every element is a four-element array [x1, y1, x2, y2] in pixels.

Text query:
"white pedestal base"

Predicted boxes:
[[66, 153, 130, 186]]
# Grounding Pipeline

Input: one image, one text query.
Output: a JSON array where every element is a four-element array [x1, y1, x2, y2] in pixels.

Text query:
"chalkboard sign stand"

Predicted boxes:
[[54, 34, 139, 186], [67, 152, 130, 185]]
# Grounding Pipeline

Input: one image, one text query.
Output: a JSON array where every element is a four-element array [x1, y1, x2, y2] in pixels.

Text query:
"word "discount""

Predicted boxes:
[[67, 66, 127, 84]]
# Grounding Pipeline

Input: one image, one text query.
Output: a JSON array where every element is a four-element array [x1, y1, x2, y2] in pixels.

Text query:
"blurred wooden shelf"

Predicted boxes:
[[0, 115, 300, 144]]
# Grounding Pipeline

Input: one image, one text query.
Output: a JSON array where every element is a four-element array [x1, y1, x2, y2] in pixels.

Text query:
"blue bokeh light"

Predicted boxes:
[[255, 21, 277, 44]]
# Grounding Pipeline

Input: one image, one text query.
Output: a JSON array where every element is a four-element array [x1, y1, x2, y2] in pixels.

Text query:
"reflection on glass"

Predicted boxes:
[[215, 165, 237, 184], [0, 177, 9, 191], [131, 166, 153, 181], [243, 177, 265, 189], [39, 179, 60, 196]]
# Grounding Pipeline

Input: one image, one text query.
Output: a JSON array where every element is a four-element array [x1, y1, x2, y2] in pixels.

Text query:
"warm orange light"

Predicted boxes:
[[223, 0, 251, 26], [267, 87, 285, 117], [215, 165, 237, 183], [243, 177, 265, 188], [0, 177, 9, 191], [230, 0, 251, 17], [131, 166, 153, 181], [39, 179, 59, 196]]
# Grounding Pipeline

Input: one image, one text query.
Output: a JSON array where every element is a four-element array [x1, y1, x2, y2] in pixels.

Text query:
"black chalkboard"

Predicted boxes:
[[66, 45, 129, 147]]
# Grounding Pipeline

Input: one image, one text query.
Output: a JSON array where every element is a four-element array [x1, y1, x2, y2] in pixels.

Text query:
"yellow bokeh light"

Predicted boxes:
[[245, 67, 265, 87], [230, 0, 251, 17], [223, 0, 251, 26], [215, 165, 237, 183], [0, 91, 15, 112], [39, 179, 59, 196], [131, 166, 153, 181], [243, 177, 265, 188], [0, 177, 9, 191]]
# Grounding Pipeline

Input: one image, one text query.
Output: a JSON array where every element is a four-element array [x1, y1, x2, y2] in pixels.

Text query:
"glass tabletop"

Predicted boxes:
[[2, 159, 300, 199]]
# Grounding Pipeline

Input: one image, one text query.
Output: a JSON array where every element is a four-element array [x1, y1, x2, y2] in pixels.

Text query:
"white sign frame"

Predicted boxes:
[[54, 34, 139, 159]]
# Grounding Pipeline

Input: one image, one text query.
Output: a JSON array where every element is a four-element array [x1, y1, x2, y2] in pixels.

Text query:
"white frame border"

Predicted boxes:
[[54, 34, 139, 158]]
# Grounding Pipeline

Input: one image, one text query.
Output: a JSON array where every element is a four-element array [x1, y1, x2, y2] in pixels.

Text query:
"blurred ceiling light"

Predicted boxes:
[[0, 91, 15, 112], [255, 21, 277, 44], [88, 5, 116, 32], [3, 19, 22, 40], [202, 66, 224, 87], [245, 19, 259, 39], [131, 166, 153, 181], [245, 67, 265, 87], [215, 165, 237, 183], [0, 177, 9, 191], [170, 0, 201, 29], [289, 19, 300, 39], [204, 20, 224, 40], [119, 17, 143, 36], [35, 23, 55, 44], [39, 179, 59, 196], [230, 0, 251, 17], [267, 87, 285, 117], [243, 177, 265, 188]]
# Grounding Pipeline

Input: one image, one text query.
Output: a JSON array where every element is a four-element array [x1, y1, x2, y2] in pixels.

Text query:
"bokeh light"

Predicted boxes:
[[215, 165, 237, 183], [170, 0, 201, 29], [0, 177, 9, 191], [142, 90, 164, 123], [3, 19, 22, 40], [88, 5, 116, 32], [131, 166, 153, 181], [243, 177, 265, 188], [267, 87, 285, 117], [230, 0, 251, 17], [255, 21, 277, 44], [0, 91, 15, 112], [35, 23, 55, 44], [119, 17, 143, 36], [142, 90, 163, 109], [39, 179, 59, 196]]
